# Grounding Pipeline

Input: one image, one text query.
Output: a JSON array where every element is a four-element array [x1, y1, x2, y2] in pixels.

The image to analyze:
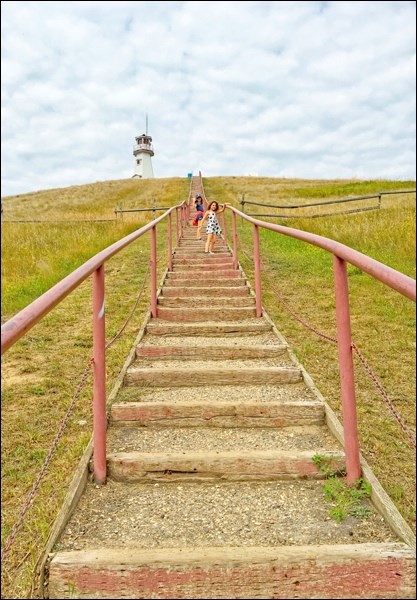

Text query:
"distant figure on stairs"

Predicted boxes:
[[193, 195, 205, 240], [200, 201, 229, 254]]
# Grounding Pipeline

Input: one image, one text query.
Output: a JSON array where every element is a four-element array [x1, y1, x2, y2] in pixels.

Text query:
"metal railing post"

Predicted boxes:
[[333, 255, 361, 483], [222, 211, 227, 246], [151, 225, 157, 317], [253, 224, 262, 317], [232, 211, 238, 270], [176, 208, 180, 243], [168, 212, 173, 271], [92, 265, 106, 484]]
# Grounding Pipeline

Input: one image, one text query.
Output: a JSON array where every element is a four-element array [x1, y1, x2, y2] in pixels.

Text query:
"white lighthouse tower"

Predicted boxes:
[[132, 116, 154, 179]]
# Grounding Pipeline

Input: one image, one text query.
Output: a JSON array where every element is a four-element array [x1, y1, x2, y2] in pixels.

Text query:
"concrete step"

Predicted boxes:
[[110, 402, 325, 428]]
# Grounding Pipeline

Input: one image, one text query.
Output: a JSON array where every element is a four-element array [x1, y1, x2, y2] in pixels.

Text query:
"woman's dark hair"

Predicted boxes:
[[209, 201, 219, 211]]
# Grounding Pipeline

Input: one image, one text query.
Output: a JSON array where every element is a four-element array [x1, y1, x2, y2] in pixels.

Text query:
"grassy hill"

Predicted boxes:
[[1, 176, 416, 598]]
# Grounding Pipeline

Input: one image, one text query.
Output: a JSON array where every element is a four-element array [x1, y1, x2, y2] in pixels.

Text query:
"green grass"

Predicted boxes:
[[1, 175, 415, 598]]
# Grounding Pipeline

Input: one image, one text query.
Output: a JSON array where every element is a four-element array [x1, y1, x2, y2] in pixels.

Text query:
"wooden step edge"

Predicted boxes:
[[110, 400, 325, 428], [47, 543, 416, 600], [157, 297, 255, 306], [106, 449, 345, 482], [145, 322, 273, 336], [124, 366, 303, 387], [135, 344, 287, 359], [156, 307, 257, 322]]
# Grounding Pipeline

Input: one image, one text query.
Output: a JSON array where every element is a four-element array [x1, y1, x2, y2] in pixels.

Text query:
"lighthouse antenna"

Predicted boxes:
[[146, 114, 148, 135]]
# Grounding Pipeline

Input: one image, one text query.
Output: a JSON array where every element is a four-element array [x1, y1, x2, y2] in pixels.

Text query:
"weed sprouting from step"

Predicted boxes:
[[312, 454, 372, 523]]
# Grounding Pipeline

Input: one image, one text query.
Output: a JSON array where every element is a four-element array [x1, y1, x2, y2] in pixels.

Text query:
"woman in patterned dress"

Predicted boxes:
[[199, 201, 229, 254]]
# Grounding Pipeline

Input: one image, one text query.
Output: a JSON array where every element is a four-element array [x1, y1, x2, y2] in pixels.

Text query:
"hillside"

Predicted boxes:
[[1, 175, 415, 598]]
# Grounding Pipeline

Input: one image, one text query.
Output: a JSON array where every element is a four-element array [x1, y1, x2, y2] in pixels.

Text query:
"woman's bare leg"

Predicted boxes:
[[205, 233, 215, 253]]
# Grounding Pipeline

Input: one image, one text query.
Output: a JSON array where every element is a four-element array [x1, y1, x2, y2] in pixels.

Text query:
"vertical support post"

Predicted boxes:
[[333, 255, 361, 484], [253, 224, 262, 317], [152, 197, 156, 220], [176, 208, 180, 243], [232, 210, 238, 270], [150, 225, 157, 317], [92, 265, 106, 485], [222, 210, 227, 246], [168, 211, 173, 271], [241, 194, 245, 227]]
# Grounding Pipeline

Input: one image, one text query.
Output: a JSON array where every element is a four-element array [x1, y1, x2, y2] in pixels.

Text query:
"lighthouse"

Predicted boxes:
[[132, 119, 154, 179]]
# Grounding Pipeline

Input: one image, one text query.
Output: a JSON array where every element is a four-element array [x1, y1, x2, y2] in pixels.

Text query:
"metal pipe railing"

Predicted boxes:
[[227, 205, 415, 482], [1, 200, 188, 484]]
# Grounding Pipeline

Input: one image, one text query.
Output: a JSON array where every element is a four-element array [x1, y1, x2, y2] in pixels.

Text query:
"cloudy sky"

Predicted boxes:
[[1, 1, 416, 196]]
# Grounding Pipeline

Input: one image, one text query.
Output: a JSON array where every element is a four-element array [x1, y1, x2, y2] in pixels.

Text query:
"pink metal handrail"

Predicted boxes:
[[227, 206, 415, 483], [1, 201, 188, 484]]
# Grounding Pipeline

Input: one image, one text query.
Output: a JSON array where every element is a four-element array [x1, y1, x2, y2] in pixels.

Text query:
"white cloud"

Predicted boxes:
[[1, 0, 415, 196]]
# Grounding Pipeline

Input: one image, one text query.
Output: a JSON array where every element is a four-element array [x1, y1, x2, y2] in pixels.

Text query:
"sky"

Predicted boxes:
[[1, 1, 416, 197]]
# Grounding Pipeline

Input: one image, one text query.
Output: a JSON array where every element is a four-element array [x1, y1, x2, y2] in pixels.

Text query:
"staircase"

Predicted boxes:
[[47, 212, 415, 598]]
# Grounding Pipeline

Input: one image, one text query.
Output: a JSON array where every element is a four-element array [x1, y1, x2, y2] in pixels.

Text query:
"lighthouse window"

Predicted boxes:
[[136, 159, 142, 165]]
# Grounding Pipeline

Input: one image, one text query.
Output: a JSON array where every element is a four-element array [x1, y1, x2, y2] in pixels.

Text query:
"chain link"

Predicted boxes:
[[2, 264, 152, 563]]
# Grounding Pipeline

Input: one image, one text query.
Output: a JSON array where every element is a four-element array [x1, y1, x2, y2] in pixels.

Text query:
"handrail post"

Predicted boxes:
[[176, 208, 180, 243], [150, 225, 157, 317], [222, 211, 227, 246], [168, 212, 173, 271], [333, 255, 361, 484], [253, 224, 262, 317], [232, 210, 238, 270], [92, 265, 106, 485]]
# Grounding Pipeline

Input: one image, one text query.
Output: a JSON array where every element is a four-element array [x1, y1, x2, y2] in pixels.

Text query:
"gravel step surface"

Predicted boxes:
[[131, 357, 295, 369], [57, 479, 398, 552], [106, 425, 341, 454], [115, 383, 318, 404], [139, 334, 282, 347]]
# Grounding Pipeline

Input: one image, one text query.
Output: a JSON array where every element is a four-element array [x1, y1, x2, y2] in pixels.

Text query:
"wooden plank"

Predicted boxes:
[[107, 449, 345, 482], [47, 543, 417, 599], [145, 322, 272, 335], [162, 286, 250, 296], [163, 278, 247, 287], [166, 270, 241, 279], [110, 400, 325, 427], [158, 296, 255, 307], [156, 306, 257, 321], [124, 366, 302, 387], [135, 344, 286, 359]]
